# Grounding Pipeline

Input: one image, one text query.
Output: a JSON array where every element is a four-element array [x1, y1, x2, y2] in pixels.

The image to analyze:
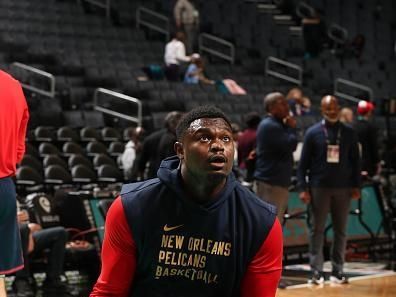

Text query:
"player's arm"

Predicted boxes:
[[16, 83, 29, 163], [240, 219, 283, 297], [90, 197, 136, 297]]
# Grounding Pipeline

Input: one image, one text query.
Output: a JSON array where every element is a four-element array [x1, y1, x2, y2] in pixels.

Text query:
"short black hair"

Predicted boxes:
[[244, 112, 261, 128], [164, 111, 184, 132], [176, 105, 232, 141]]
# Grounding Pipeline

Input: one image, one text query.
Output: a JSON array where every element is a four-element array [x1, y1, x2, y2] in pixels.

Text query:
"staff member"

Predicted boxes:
[[298, 95, 361, 285]]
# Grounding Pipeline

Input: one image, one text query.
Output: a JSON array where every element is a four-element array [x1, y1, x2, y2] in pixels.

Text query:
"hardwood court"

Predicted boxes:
[[276, 273, 396, 297]]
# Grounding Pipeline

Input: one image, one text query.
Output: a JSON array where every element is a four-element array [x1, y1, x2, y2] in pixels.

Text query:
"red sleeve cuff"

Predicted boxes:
[[90, 197, 137, 297]]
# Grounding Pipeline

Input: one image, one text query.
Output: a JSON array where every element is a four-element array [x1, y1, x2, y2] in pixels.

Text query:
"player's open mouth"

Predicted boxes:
[[208, 155, 227, 168]]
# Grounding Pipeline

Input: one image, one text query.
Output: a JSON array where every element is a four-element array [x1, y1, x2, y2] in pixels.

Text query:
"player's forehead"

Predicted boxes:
[[187, 118, 232, 134]]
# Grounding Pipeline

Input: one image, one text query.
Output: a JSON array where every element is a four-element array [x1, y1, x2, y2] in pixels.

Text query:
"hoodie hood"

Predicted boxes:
[[157, 156, 238, 213]]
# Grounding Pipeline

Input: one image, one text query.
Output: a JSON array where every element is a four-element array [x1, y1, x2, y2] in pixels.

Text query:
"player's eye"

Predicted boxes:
[[199, 135, 210, 142]]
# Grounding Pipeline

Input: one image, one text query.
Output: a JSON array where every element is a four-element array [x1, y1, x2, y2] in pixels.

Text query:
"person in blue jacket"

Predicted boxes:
[[298, 95, 361, 285], [91, 105, 283, 297], [254, 92, 297, 224]]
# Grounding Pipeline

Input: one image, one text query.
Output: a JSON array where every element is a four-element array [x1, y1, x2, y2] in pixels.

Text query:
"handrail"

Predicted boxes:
[[265, 56, 303, 85], [93, 88, 142, 126], [136, 6, 170, 41], [328, 23, 348, 44], [334, 78, 374, 103], [10, 62, 56, 98], [80, 0, 111, 19], [198, 33, 235, 64], [296, 1, 315, 19]]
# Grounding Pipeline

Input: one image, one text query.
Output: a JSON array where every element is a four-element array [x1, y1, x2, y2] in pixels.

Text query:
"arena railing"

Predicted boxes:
[[334, 78, 374, 103], [10, 62, 56, 98], [265, 56, 303, 85], [136, 6, 170, 42], [198, 33, 235, 65], [78, 0, 112, 19], [296, 1, 315, 19], [93, 88, 142, 126], [328, 23, 349, 45]]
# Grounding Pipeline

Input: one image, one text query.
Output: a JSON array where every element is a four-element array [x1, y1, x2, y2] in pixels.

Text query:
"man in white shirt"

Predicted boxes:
[[164, 31, 191, 81]]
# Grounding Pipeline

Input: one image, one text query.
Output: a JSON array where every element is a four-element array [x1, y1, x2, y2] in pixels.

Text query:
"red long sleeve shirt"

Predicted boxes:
[[0, 70, 29, 178], [91, 198, 283, 297]]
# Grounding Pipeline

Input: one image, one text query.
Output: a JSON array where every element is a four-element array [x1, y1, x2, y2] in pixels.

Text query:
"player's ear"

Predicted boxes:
[[174, 142, 184, 159]]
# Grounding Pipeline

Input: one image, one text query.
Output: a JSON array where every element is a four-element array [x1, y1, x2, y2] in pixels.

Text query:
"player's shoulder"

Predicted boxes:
[[0, 70, 18, 85], [121, 178, 161, 197], [235, 183, 277, 216]]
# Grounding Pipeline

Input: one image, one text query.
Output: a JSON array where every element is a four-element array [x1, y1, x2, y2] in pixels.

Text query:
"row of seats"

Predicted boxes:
[[22, 153, 120, 173], [17, 162, 123, 188], [28, 126, 133, 143], [26, 141, 124, 158]]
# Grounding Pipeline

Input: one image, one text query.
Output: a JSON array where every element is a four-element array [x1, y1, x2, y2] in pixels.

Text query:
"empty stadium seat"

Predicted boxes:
[[62, 141, 84, 155], [16, 166, 43, 186], [86, 141, 108, 156], [71, 164, 97, 183], [44, 164, 73, 184], [93, 154, 117, 168], [68, 154, 93, 169], [80, 127, 101, 142], [101, 127, 122, 142], [38, 142, 61, 156], [108, 141, 125, 156], [43, 155, 68, 170], [34, 126, 55, 142], [20, 154, 43, 174], [97, 164, 123, 183], [57, 126, 80, 142]]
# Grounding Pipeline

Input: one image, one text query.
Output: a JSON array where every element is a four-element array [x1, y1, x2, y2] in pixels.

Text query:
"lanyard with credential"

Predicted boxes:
[[321, 119, 341, 145]]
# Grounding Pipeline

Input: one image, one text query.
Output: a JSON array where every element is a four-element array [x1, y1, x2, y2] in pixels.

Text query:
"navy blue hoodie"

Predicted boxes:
[[120, 156, 278, 297]]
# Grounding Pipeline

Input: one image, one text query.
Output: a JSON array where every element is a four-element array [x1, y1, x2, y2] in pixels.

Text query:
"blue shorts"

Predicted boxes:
[[0, 177, 23, 274]]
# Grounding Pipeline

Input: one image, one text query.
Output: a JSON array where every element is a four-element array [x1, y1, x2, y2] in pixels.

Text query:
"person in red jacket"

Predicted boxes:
[[0, 70, 29, 296], [90, 105, 282, 297]]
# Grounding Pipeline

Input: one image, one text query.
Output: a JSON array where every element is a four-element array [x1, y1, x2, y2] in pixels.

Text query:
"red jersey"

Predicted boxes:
[[0, 70, 29, 178]]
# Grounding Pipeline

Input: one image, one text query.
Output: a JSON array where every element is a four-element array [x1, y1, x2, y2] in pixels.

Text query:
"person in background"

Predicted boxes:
[[298, 95, 361, 285], [340, 107, 354, 125], [286, 88, 311, 116], [237, 112, 261, 181], [0, 70, 29, 297], [90, 105, 282, 297], [174, 0, 199, 54], [138, 111, 183, 179], [231, 123, 241, 178], [353, 100, 380, 177], [121, 127, 144, 181], [254, 92, 297, 224], [13, 209, 71, 296], [301, 96, 313, 115], [164, 31, 191, 81], [345, 34, 365, 61], [184, 54, 214, 85], [302, 8, 327, 58]]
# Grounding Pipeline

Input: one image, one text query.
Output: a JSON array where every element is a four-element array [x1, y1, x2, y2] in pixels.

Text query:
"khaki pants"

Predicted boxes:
[[254, 181, 289, 224]]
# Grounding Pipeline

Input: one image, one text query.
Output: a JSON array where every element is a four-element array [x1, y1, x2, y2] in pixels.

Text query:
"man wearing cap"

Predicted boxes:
[[353, 100, 380, 177]]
